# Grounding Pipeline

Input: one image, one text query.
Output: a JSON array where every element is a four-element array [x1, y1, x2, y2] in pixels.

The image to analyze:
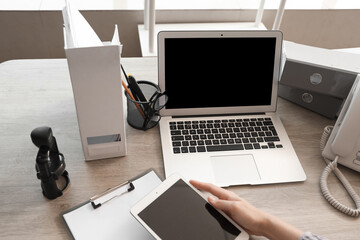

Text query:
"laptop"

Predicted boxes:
[[157, 30, 306, 187]]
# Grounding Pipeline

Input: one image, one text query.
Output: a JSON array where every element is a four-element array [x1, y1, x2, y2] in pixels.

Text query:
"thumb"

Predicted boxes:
[[208, 196, 233, 213]]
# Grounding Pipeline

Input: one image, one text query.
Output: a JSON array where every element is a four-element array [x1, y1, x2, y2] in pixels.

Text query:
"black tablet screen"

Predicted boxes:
[[138, 179, 241, 240]]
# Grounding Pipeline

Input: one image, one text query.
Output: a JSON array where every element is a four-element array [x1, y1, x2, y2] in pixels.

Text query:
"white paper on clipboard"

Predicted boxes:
[[62, 170, 161, 240]]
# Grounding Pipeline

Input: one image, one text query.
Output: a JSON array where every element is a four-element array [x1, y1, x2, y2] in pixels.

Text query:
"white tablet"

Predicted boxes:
[[131, 173, 249, 240]]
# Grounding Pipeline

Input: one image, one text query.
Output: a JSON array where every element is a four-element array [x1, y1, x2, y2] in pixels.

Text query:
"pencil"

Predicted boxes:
[[121, 65, 130, 85], [122, 80, 146, 119]]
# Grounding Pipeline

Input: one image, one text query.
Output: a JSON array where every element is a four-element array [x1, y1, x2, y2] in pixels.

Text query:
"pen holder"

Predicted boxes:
[[125, 81, 161, 130]]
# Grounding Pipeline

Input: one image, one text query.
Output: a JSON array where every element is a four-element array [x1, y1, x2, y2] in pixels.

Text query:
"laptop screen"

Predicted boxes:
[[164, 37, 276, 109], [158, 31, 282, 116]]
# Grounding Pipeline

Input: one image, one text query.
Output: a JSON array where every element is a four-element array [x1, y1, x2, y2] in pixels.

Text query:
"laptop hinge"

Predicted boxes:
[[172, 112, 266, 119]]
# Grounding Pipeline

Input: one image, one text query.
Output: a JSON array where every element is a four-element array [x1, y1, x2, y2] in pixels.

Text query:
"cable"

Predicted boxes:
[[319, 126, 333, 154], [319, 126, 360, 217]]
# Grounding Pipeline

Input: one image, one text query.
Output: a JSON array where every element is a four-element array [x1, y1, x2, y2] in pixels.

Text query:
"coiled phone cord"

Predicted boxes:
[[319, 126, 360, 217]]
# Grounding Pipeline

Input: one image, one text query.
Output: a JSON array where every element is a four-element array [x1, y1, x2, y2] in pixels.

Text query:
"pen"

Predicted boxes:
[[122, 80, 146, 119], [127, 75, 148, 103], [121, 65, 130, 85], [121, 65, 147, 102]]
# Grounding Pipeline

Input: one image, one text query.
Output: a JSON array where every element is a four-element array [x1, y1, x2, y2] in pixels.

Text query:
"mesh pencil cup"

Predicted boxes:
[[125, 81, 167, 130]]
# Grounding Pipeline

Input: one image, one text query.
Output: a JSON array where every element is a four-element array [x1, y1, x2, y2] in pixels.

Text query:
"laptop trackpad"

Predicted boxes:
[[210, 154, 260, 186]]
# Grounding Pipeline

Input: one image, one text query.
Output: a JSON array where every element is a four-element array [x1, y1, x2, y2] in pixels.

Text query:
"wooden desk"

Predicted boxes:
[[0, 58, 359, 240]]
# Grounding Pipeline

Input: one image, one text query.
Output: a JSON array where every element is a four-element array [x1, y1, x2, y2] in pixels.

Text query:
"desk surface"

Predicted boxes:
[[0, 58, 359, 240]]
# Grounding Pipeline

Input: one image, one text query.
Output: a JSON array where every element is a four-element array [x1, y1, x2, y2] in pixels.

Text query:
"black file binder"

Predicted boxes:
[[61, 169, 162, 240]]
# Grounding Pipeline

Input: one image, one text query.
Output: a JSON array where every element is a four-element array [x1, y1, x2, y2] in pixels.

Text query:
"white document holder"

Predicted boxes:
[[63, 1, 126, 160]]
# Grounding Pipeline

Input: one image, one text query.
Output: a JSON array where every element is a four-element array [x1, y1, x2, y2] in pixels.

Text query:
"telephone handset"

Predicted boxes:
[[320, 74, 360, 217]]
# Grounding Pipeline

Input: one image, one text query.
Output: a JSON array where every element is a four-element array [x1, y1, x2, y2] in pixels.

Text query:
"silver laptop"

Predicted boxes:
[[158, 30, 306, 187]]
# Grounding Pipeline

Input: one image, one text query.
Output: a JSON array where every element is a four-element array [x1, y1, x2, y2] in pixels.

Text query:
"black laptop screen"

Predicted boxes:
[[164, 37, 276, 109]]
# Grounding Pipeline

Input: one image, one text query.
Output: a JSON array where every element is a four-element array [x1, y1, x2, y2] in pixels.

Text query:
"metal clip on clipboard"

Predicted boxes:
[[90, 181, 135, 209]]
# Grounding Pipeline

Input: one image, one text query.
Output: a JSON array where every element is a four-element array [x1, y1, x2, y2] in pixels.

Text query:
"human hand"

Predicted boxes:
[[190, 179, 269, 236], [190, 180, 303, 240]]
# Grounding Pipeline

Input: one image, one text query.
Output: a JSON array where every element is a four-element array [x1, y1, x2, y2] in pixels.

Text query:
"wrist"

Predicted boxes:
[[260, 214, 303, 240], [258, 213, 275, 238]]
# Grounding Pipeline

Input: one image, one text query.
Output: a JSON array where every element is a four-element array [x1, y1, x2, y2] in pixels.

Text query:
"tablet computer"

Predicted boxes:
[[131, 173, 249, 240]]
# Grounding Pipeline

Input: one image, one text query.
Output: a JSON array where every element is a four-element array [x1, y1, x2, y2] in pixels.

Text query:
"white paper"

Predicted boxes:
[[63, 171, 161, 240], [62, 7, 73, 48], [63, 0, 103, 48], [111, 24, 121, 45]]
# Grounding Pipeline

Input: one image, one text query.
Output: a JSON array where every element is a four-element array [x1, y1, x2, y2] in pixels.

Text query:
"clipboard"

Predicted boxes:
[[61, 169, 162, 240]]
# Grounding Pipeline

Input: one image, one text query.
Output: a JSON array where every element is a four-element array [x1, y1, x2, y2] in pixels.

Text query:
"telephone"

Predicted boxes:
[[320, 74, 360, 217]]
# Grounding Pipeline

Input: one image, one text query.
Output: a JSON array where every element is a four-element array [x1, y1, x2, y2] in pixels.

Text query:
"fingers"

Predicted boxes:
[[208, 196, 233, 212], [208, 196, 260, 236], [190, 179, 240, 201]]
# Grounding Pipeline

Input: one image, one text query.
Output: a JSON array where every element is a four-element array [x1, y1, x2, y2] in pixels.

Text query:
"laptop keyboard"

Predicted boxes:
[[170, 117, 283, 154]]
